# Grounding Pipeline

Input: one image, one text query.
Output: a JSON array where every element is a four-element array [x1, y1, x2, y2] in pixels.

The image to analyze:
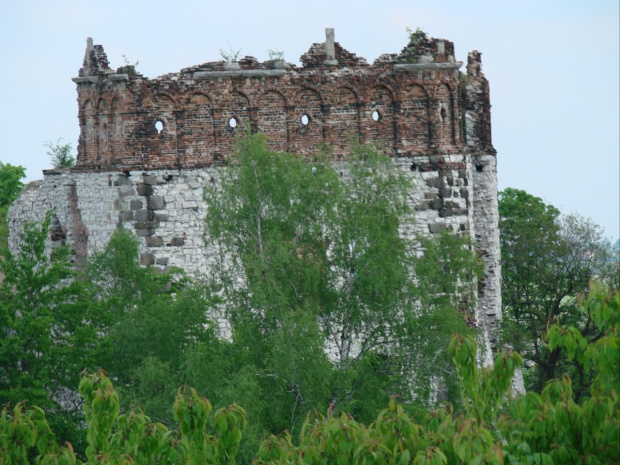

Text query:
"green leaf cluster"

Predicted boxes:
[[45, 140, 75, 169], [1, 285, 618, 464], [0, 161, 26, 249], [0, 212, 95, 451], [1, 370, 247, 465], [201, 133, 477, 455], [499, 188, 618, 394]]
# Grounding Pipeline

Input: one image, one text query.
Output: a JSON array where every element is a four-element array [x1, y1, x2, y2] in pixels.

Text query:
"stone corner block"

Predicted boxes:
[[134, 209, 153, 221], [148, 195, 165, 210], [140, 253, 155, 265], [428, 222, 446, 233]]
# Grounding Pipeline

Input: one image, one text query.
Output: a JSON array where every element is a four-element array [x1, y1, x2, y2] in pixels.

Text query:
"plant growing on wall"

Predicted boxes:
[[220, 45, 241, 63], [116, 54, 140, 75], [45, 139, 75, 169], [267, 49, 285, 61], [406, 27, 427, 50]]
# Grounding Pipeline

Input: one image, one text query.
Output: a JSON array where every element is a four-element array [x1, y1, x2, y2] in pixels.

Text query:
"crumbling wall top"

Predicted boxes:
[[79, 37, 112, 77]]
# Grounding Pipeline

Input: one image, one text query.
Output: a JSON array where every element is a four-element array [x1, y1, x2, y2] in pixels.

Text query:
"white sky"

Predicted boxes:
[[1, 0, 618, 239]]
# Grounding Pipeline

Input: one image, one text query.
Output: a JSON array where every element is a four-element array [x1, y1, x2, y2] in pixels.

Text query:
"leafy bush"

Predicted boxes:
[[3, 286, 617, 464]]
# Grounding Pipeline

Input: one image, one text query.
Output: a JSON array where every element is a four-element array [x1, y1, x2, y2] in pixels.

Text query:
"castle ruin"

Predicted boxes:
[[9, 29, 502, 357]]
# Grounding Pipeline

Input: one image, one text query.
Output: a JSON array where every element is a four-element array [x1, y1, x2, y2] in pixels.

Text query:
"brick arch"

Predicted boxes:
[[214, 91, 250, 161], [429, 80, 453, 97], [140, 94, 178, 166], [366, 85, 396, 155], [256, 88, 290, 107], [329, 86, 360, 156], [218, 90, 250, 123], [188, 92, 213, 107], [435, 82, 455, 146], [291, 85, 325, 105], [361, 82, 396, 103], [151, 94, 177, 133], [291, 87, 324, 155], [401, 81, 429, 98], [400, 83, 430, 154], [256, 90, 287, 152], [178, 93, 215, 167], [152, 92, 178, 105]]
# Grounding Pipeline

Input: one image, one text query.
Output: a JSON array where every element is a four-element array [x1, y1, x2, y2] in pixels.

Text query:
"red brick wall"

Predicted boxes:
[[72, 36, 494, 171]]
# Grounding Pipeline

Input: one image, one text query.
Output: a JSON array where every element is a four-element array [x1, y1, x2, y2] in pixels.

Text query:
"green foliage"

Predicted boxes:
[[220, 46, 241, 63], [255, 285, 619, 464], [117, 55, 139, 75], [0, 162, 26, 208], [2, 285, 618, 464], [45, 140, 75, 169], [500, 285, 620, 464], [84, 228, 217, 425], [1, 370, 247, 465], [0, 161, 26, 248], [499, 188, 617, 394], [267, 49, 285, 61], [201, 133, 477, 458], [0, 211, 95, 451], [1, 222, 219, 455], [406, 27, 427, 50]]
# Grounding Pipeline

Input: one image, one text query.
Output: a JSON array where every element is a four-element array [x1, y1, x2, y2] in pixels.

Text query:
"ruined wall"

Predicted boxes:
[[8, 29, 500, 354]]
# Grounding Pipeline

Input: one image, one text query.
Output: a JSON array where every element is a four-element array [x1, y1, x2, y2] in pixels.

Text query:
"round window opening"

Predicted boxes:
[[372, 110, 381, 122], [155, 120, 164, 134], [301, 114, 309, 126], [229, 117, 237, 128]]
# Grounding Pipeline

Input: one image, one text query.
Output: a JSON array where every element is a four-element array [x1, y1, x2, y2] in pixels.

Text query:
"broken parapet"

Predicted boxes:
[[465, 51, 494, 153], [78, 37, 112, 78], [397, 29, 457, 64]]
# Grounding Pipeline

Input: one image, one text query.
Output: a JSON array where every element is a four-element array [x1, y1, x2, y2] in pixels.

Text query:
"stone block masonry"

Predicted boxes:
[[8, 29, 501, 359]]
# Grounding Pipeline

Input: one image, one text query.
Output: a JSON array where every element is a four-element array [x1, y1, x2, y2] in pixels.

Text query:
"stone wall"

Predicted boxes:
[[8, 29, 501, 356]]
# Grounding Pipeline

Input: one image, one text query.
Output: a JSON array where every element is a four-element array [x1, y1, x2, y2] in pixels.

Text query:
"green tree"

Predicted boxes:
[[0, 161, 26, 248], [4, 285, 617, 464], [499, 188, 616, 394], [84, 228, 217, 424], [45, 139, 75, 168], [0, 223, 222, 458], [203, 133, 475, 449], [1, 370, 248, 465], [0, 211, 96, 450]]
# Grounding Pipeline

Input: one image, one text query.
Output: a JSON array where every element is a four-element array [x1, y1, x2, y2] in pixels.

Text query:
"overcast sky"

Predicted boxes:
[[1, 0, 618, 239]]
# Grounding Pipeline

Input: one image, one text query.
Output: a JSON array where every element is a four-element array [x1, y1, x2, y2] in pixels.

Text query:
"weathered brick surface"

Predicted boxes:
[[68, 31, 493, 172]]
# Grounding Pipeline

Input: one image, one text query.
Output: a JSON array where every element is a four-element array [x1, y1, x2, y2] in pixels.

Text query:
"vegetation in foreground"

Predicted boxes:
[[1, 285, 618, 464]]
